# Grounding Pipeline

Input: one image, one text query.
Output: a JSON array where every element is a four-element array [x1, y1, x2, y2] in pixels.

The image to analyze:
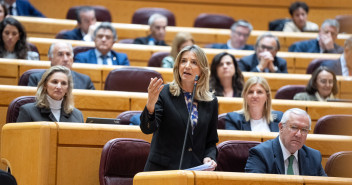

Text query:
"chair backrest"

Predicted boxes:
[[6, 96, 36, 123], [268, 18, 291, 31], [325, 151, 352, 178], [55, 29, 71, 39], [147, 51, 170, 67], [66, 5, 112, 22], [193, 13, 235, 29], [104, 67, 163, 92], [73, 46, 95, 56], [335, 15, 352, 34], [18, 69, 46, 86], [99, 138, 150, 185], [0, 169, 17, 185], [132, 7, 176, 26], [274, 85, 306, 100], [314, 114, 352, 136], [217, 113, 227, 129], [216, 140, 260, 172], [116, 111, 142, 125], [306, 59, 328, 74], [28, 42, 40, 60]]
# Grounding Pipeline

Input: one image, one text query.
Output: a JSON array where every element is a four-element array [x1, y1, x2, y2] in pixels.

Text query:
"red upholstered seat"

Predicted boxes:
[[18, 69, 46, 86], [274, 85, 306, 100], [325, 151, 352, 178], [335, 15, 352, 34], [193, 13, 235, 29], [147, 51, 170, 67], [306, 59, 329, 74], [217, 113, 227, 129], [99, 138, 150, 185], [216, 140, 260, 172], [116, 111, 142, 125], [104, 67, 163, 92], [132, 7, 176, 26], [314, 114, 352, 136], [6, 96, 36, 123], [66, 5, 112, 22]]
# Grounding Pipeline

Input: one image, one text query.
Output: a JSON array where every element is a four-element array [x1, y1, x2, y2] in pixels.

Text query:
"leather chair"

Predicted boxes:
[[73, 46, 94, 56], [6, 96, 36, 123], [314, 115, 352, 136], [306, 59, 328, 74], [132, 7, 176, 26], [28, 42, 40, 60], [147, 51, 170, 67], [116, 111, 142, 125], [325, 151, 352, 178], [66, 5, 112, 22], [274, 85, 306, 100], [104, 67, 163, 92], [268, 18, 291, 31], [217, 113, 227, 129], [18, 69, 46, 86], [99, 138, 150, 185], [335, 15, 352, 34], [193, 13, 235, 29], [55, 29, 71, 39], [0, 169, 17, 185], [216, 140, 260, 172]]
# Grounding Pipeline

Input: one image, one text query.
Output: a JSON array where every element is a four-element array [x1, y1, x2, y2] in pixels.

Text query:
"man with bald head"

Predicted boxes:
[[28, 42, 95, 89]]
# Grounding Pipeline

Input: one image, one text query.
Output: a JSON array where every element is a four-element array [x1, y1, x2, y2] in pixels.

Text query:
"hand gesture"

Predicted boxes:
[[319, 32, 334, 51], [203, 157, 217, 171], [257, 51, 273, 71], [146, 77, 164, 114]]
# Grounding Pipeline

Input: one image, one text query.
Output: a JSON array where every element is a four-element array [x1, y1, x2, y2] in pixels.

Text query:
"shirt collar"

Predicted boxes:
[[279, 136, 298, 161], [95, 49, 111, 58], [227, 39, 244, 50]]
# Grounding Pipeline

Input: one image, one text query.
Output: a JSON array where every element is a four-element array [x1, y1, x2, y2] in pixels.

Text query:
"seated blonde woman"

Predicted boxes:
[[17, 66, 83, 122]]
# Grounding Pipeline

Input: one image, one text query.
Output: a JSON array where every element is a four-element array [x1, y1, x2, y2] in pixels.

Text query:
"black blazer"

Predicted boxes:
[[238, 53, 288, 73], [245, 136, 327, 176], [225, 110, 283, 132], [28, 70, 95, 90], [17, 102, 84, 123], [133, 35, 168, 46], [60, 28, 84, 41], [140, 85, 219, 171]]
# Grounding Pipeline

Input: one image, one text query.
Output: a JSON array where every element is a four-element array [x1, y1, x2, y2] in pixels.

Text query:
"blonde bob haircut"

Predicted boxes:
[[239, 76, 273, 123], [36, 66, 74, 114], [169, 45, 213, 102], [170, 32, 194, 59]]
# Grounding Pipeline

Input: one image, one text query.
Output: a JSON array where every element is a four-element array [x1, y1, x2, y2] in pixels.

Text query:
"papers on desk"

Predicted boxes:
[[185, 162, 212, 171]]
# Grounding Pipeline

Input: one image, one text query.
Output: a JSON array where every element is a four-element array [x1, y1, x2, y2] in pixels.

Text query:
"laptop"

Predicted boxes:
[[86, 117, 120, 124]]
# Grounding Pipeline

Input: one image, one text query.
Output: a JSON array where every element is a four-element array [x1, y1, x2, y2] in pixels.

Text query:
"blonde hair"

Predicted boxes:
[[239, 76, 273, 123], [169, 45, 213, 101], [170, 32, 194, 59], [36, 66, 74, 114]]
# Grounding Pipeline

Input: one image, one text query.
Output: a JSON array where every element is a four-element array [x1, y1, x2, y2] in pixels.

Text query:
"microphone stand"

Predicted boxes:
[[179, 75, 199, 170]]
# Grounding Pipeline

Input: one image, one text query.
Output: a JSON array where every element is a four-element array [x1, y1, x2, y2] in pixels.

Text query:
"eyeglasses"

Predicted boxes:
[[287, 125, 310, 135], [233, 31, 250, 38], [258, 44, 276, 51]]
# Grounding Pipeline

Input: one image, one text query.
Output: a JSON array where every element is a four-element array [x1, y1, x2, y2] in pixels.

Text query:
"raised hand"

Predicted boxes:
[[146, 77, 164, 114]]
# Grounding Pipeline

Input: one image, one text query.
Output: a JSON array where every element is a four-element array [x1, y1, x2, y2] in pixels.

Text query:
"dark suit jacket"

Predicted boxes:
[[28, 70, 95, 90], [289, 39, 344, 54], [140, 84, 219, 171], [245, 136, 327, 176], [60, 28, 84, 41], [225, 111, 283, 132], [210, 43, 254, 50], [74, 49, 130, 65], [239, 53, 288, 73], [133, 35, 168, 46], [321, 59, 343, 76], [17, 102, 84, 123], [16, 0, 45, 17]]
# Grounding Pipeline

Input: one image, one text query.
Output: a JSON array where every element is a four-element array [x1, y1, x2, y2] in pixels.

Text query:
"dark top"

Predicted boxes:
[[239, 53, 288, 73], [17, 102, 84, 123], [59, 28, 84, 41], [245, 136, 327, 176], [140, 84, 218, 171], [28, 70, 95, 90], [133, 35, 168, 46], [225, 110, 283, 132], [210, 43, 254, 50], [289, 39, 344, 54], [74, 49, 130, 66]]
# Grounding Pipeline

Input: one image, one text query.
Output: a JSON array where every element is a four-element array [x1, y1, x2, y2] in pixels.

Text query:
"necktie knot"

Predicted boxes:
[[287, 155, 295, 175], [101, 55, 108, 65]]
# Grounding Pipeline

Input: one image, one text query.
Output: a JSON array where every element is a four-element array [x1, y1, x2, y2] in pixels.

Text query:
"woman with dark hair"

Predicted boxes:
[[0, 17, 38, 60], [0, 2, 8, 22], [17, 66, 83, 122], [283, 1, 319, 32], [294, 66, 338, 101], [210, 52, 244, 97]]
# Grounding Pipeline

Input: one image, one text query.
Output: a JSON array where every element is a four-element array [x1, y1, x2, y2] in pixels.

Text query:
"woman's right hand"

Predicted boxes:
[[146, 77, 164, 114]]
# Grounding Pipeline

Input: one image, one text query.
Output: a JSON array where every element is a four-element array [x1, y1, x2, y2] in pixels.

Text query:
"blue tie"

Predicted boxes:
[[101, 55, 108, 65]]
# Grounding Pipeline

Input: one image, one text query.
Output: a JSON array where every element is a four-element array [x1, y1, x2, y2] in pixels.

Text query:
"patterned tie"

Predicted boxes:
[[101, 55, 108, 65], [287, 155, 294, 175], [184, 92, 198, 134]]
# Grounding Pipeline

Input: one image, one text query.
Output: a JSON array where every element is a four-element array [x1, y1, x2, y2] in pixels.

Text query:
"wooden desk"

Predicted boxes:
[[17, 16, 350, 52], [2, 122, 352, 185]]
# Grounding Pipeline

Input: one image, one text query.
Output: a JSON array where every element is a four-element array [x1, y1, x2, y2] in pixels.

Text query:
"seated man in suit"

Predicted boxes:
[[289, 19, 343, 53], [321, 36, 352, 76], [59, 6, 96, 41], [28, 42, 95, 90], [133, 13, 168, 46], [245, 108, 326, 176], [238, 32, 287, 73], [210, 20, 254, 50], [4, 0, 45, 17], [74, 22, 130, 65]]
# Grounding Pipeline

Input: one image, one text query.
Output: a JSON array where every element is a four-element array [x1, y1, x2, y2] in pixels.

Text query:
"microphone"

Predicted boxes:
[[179, 75, 199, 170]]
